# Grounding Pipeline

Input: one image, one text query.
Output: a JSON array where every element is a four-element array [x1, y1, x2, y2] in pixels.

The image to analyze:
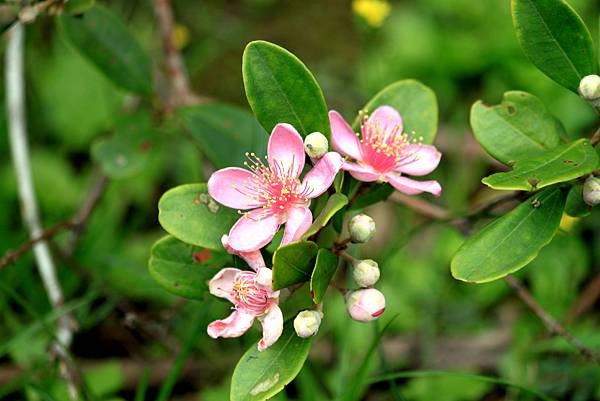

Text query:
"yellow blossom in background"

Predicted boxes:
[[352, 0, 391, 28], [173, 23, 190, 50], [559, 213, 579, 232]]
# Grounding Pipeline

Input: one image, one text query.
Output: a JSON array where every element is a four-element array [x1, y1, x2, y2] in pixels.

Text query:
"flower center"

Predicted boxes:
[[231, 271, 270, 314], [359, 113, 421, 174]]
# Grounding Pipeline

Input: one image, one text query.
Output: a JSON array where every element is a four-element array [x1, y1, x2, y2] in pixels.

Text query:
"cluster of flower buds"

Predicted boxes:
[[583, 175, 600, 207]]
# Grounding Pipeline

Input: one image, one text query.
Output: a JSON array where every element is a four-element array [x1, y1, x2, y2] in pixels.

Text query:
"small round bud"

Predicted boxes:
[[348, 214, 376, 243], [346, 288, 385, 322], [304, 132, 329, 159], [578, 75, 600, 106], [583, 176, 600, 207], [293, 310, 323, 338], [352, 259, 380, 287]]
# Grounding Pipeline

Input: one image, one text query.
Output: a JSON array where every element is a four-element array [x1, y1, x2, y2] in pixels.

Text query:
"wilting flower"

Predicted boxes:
[[207, 235, 283, 351], [329, 105, 442, 196], [209, 124, 343, 252]]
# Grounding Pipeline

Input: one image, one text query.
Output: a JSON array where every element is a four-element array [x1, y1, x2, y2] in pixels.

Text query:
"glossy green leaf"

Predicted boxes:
[[511, 0, 596, 92], [158, 184, 238, 250], [355, 79, 438, 144], [242, 40, 329, 138], [482, 139, 599, 191], [230, 320, 312, 401], [309, 249, 338, 304], [148, 236, 229, 300], [91, 113, 157, 179], [349, 183, 395, 211], [61, 5, 152, 94], [179, 103, 268, 169], [272, 241, 318, 290], [451, 187, 567, 283], [302, 193, 348, 240], [470, 91, 562, 164], [565, 183, 591, 217]]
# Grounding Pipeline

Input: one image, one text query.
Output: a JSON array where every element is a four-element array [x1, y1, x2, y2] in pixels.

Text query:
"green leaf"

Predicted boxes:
[[349, 183, 394, 211], [511, 0, 597, 92], [355, 79, 438, 144], [451, 187, 567, 283], [64, 0, 95, 15], [230, 320, 312, 401], [60, 5, 152, 94], [91, 113, 157, 179], [242, 40, 329, 138], [158, 184, 238, 250], [482, 139, 599, 191], [272, 241, 318, 290], [148, 236, 229, 300], [309, 249, 338, 304], [470, 91, 562, 164], [565, 183, 591, 217], [301, 193, 349, 240], [179, 103, 268, 169]]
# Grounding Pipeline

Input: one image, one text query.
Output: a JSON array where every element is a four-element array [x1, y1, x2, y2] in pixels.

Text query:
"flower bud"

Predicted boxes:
[[578, 75, 600, 106], [346, 288, 385, 322], [304, 132, 329, 159], [293, 310, 323, 338], [583, 176, 600, 206], [348, 214, 376, 243], [352, 259, 380, 287]]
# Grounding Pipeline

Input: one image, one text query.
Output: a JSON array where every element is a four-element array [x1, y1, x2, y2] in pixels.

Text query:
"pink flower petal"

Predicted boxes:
[[255, 267, 274, 290], [386, 173, 442, 197], [367, 105, 403, 139], [207, 310, 255, 339], [281, 206, 313, 246], [208, 167, 262, 210], [396, 144, 441, 176], [208, 267, 241, 302], [329, 110, 362, 161], [257, 305, 284, 351], [342, 161, 380, 182], [227, 209, 281, 252], [221, 235, 266, 272], [300, 152, 343, 198], [268, 124, 305, 179]]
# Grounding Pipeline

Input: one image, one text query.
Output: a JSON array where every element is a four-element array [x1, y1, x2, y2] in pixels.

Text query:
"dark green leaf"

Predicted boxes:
[[272, 241, 318, 290], [302, 193, 348, 240], [61, 5, 152, 94], [230, 320, 312, 401], [354, 79, 438, 144], [242, 40, 329, 138], [451, 187, 567, 283], [511, 0, 596, 92], [148, 236, 229, 300], [179, 103, 268, 169], [349, 183, 394, 211], [470, 91, 562, 164], [309, 249, 338, 304], [482, 139, 599, 191], [158, 184, 238, 250], [565, 183, 591, 217]]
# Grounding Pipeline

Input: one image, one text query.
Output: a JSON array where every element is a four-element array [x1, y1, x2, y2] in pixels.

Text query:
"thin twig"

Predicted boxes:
[[566, 271, 600, 323], [5, 23, 79, 399], [390, 192, 451, 220], [504, 275, 600, 362], [590, 127, 600, 147]]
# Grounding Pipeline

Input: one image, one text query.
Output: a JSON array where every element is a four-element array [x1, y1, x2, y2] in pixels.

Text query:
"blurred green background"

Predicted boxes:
[[1, 0, 600, 400]]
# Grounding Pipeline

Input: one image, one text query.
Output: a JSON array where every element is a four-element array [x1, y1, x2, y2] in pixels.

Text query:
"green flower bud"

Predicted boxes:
[[583, 176, 600, 207], [293, 310, 323, 338], [348, 214, 376, 243], [304, 132, 329, 159], [578, 75, 600, 106], [352, 259, 380, 287]]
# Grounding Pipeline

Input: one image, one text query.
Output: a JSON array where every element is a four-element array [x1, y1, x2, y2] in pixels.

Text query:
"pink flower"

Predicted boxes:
[[329, 105, 442, 196], [346, 288, 386, 322], [207, 235, 283, 351], [208, 124, 343, 252]]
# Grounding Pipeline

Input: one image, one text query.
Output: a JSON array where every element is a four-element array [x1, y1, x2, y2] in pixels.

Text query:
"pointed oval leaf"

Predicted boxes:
[[158, 184, 238, 250], [178, 103, 268, 169], [354, 79, 438, 144], [230, 320, 312, 401], [60, 5, 152, 94], [242, 40, 329, 138], [310, 249, 338, 304], [272, 241, 318, 290], [511, 0, 597, 92], [565, 183, 591, 217], [482, 139, 599, 191], [470, 91, 562, 164], [148, 236, 230, 300], [301, 193, 348, 240], [451, 187, 567, 283]]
